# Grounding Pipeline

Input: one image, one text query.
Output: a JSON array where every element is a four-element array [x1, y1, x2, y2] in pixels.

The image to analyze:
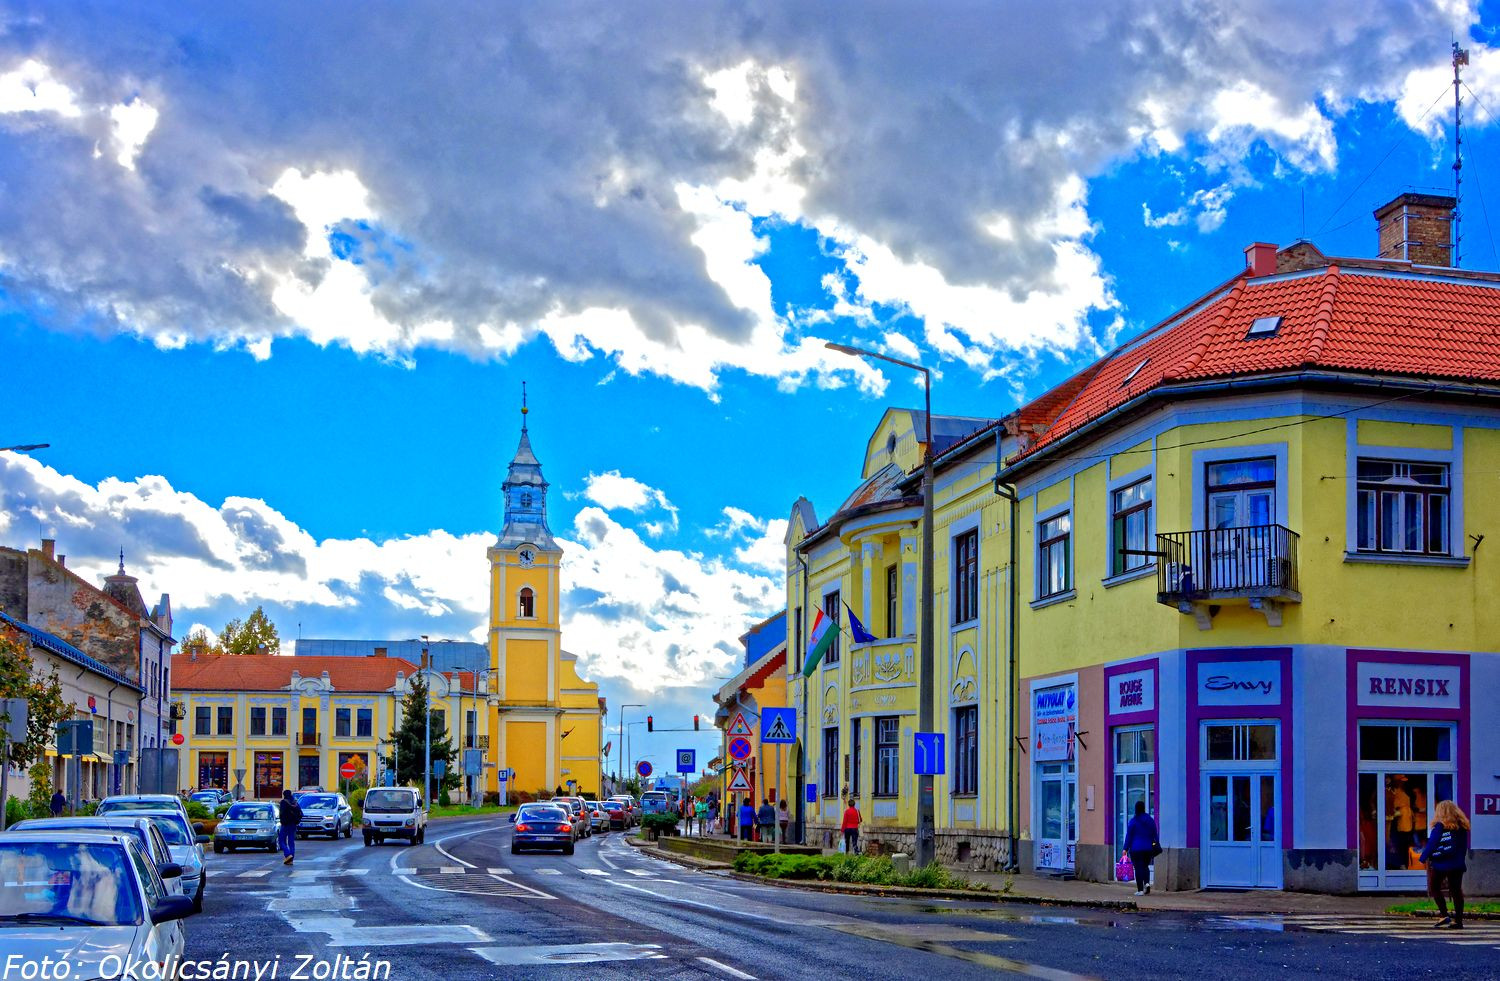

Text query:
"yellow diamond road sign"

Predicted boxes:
[[727, 711, 752, 736]]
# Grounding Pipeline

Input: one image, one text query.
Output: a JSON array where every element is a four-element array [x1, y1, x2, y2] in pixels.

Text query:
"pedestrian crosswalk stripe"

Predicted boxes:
[[289, 868, 370, 878], [624, 869, 656, 877], [487, 868, 513, 875], [1230, 914, 1500, 950], [236, 870, 271, 878], [439, 866, 465, 874], [536, 868, 563, 875], [581, 868, 609, 876]]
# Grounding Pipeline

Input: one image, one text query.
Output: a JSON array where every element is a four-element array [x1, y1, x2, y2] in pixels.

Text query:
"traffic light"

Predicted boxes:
[[646, 715, 653, 732], [693, 714, 700, 731]]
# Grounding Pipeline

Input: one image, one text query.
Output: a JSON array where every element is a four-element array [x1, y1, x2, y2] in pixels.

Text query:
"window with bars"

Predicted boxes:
[[1038, 512, 1072, 598], [874, 717, 901, 797], [1356, 459, 1451, 555], [1110, 479, 1152, 576], [953, 529, 979, 623], [953, 705, 979, 795]]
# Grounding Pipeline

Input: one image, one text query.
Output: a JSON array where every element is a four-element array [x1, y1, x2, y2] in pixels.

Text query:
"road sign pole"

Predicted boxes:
[[0, 732, 9, 831]]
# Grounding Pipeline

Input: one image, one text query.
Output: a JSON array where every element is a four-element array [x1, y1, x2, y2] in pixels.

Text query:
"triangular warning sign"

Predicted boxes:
[[763, 713, 793, 742], [727, 712, 752, 736], [726, 768, 752, 792]]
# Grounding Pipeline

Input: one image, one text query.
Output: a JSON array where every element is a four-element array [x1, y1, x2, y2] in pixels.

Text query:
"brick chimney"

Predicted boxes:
[[374, 647, 387, 658], [1244, 242, 1277, 277], [40, 538, 54, 560], [1375, 192, 1456, 266]]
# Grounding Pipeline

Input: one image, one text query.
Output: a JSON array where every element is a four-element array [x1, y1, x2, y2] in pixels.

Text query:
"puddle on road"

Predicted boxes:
[[917, 905, 1127, 929], [1204, 916, 1287, 932]]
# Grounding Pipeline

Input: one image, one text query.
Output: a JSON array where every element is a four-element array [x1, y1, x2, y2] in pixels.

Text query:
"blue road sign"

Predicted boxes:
[[676, 749, 696, 774], [913, 732, 945, 775], [112, 749, 130, 767], [498, 768, 508, 782], [760, 707, 796, 744], [637, 760, 653, 778], [805, 782, 817, 804]]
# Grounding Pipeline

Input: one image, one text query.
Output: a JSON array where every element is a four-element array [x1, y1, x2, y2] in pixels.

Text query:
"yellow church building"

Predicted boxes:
[[484, 398, 605, 799]]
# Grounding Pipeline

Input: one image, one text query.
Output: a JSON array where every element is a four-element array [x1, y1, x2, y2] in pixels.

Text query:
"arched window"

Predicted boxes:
[[518, 587, 535, 618], [520, 490, 532, 508]]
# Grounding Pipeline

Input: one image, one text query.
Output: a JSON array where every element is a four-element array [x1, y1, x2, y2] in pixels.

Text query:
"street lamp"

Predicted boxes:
[[420, 634, 432, 806], [618, 703, 643, 791], [0, 444, 48, 452], [825, 341, 937, 867]]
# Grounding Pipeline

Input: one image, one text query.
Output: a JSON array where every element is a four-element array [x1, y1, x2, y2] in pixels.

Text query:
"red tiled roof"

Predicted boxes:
[[1010, 258, 1500, 463], [172, 653, 475, 693]]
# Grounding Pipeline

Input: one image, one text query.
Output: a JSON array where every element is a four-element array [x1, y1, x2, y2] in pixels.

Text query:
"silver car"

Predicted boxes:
[[0, 831, 196, 976], [212, 801, 279, 853], [97, 794, 192, 823], [295, 792, 354, 839], [8, 817, 186, 897], [127, 810, 208, 911]]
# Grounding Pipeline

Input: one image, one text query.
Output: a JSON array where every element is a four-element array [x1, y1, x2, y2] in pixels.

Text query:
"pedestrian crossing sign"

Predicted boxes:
[[727, 711, 753, 736], [726, 769, 752, 792], [761, 707, 796, 744]]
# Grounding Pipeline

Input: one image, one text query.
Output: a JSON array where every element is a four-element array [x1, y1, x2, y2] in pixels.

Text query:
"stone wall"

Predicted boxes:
[[17, 550, 141, 682]]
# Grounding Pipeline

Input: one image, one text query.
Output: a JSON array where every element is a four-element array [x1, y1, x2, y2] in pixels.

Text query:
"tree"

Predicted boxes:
[[382, 673, 458, 799], [177, 627, 219, 657], [219, 607, 280, 656], [0, 623, 69, 771]]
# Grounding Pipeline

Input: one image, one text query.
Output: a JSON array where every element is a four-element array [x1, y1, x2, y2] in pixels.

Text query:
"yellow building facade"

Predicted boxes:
[[171, 652, 484, 799], [484, 403, 605, 799]]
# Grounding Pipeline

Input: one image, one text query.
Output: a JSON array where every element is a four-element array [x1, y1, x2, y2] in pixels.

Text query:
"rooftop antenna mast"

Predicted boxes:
[[1453, 40, 1469, 267]]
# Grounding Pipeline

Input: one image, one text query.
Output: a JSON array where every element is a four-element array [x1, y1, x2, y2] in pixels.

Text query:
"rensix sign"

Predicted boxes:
[[1355, 662, 1461, 709]]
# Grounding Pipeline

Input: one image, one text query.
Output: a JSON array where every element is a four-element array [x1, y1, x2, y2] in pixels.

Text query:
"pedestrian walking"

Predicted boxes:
[[49, 790, 66, 817], [1420, 799, 1470, 929], [277, 789, 303, 866], [1124, 800, 1161, 896], [841, 798, 861, 854], [757, 798, 776, 843], [777, 798, 789, 844], [684, 796, 696, 834], [737, 797, 756, 842], [695, 798, 709, 836]]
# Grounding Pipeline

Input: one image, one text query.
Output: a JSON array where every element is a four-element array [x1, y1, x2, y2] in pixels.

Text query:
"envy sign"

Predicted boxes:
[[1197, 660, 1280, 706]]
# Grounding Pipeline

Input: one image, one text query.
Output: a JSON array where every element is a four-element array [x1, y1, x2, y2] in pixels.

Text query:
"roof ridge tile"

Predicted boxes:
[[1302, 265, 1341, 365], [1164, 275, 1246, 379]]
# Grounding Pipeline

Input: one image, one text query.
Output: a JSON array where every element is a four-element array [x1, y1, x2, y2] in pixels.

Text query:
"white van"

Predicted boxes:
[[361, 787, 428, 846]]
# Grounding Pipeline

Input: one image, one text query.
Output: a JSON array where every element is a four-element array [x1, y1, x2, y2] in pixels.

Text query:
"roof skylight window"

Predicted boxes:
[[1120, 358, 1149, 386], [1247, 316, 1283, 338]]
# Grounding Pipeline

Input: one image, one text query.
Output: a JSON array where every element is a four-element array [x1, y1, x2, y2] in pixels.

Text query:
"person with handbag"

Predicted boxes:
[[1419, 799, 1470, 929], [1124, 800, 1160, 896]]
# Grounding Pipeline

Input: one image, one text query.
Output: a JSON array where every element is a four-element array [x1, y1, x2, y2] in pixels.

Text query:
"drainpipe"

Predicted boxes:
[[992, 427, 1021, 872], [795, 552, 810, 846], [105, 682, 119, 795]]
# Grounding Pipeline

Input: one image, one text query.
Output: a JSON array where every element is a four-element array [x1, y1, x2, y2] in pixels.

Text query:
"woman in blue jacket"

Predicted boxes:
[[1419, 799, 1470, 929], [1124, 800, 1160, 896]]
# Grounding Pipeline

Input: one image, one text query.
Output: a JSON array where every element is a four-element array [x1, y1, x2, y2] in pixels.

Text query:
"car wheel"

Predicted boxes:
[[407, 834, 418, 846], [344, 823, 352, 839], [510, 842, 520, 855], [213, 842, 224, 854], [563, 842, 574, 856], [193, 881, 204, 912], [363, 833, 372, 847]]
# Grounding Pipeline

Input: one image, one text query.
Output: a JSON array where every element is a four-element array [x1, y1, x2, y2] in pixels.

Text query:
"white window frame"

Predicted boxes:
[[1105, 469, 1154, 586], [1343, 429, 1465, 564], [1034, 504, 1073, 604]]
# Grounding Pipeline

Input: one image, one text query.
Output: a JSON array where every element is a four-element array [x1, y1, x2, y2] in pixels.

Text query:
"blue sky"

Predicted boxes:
[[2, 2, 1499, 771]]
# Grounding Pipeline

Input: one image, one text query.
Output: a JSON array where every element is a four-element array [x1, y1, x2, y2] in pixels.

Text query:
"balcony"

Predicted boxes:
[[297, 731, 320, 747], [1155, 525, 1301, 629]]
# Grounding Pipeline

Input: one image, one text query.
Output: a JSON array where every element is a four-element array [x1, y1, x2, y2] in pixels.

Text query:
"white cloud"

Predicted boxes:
[[0, 454, 781, 698], [0, 5, 1482, 389], [578, 470, 679, 537], [705, 506, 787, 575]]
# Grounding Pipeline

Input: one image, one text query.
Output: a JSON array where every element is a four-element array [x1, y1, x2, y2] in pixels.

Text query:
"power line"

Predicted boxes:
[[1462, 81, 1500, 267]]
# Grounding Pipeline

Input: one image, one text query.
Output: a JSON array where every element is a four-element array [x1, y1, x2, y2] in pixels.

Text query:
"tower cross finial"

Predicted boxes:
[[117, 547, 125, 575], [521, 380, 528, 433]]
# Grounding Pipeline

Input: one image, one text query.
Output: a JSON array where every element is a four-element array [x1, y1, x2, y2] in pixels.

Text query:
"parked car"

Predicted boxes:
[[296, 793, 354, 839], [600, 800, 628, 830], [189, 790, 231, 809], [8, 816, 186, 896], [509, 803, 575, 855], [586, 801, 609, 833], [640, 790, 674, 815], [97, 794, 191, 822], [360, 787, 426, 846], [609, 796, 640, 825], [121, 810, 208, 911], [549, 798, 588, 839], [212, 801, 279, 853], [0, 831, 197, 976]]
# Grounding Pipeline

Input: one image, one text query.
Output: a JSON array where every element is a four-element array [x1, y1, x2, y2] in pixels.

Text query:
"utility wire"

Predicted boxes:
[[1315, 84, 1452, 237], [1462, 81, 1500, 267]]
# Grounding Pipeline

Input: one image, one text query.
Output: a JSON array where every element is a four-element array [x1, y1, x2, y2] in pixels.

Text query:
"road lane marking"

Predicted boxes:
[[469, 943, 667, 966], [487, 867, 513, 875], [624, 868, 657, 876], [580, 868, 609, 876], [237, 870, 271, 878], [536, 868, 563, 875], [697, 957, 756, 979], [604, 879, 789, 923], [439, 866, 465, 873]]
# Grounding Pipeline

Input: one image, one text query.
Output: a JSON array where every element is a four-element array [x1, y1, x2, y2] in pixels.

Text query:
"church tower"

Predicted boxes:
[[486, 386, 602, 797]]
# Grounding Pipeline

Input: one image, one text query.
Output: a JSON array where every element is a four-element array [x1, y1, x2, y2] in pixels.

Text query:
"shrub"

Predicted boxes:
[[184, 800, 212, 820], [731, 851, 982, 891], [640, 813, 679, 836], [349, 787, 367, 811], [5, 795, 36, 826], [26, 763, 52, 817], [482, 791, 501, 806]]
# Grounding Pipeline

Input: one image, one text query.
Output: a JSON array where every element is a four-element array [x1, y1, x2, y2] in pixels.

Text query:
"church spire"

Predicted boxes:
[[497, 384, 555, 550]]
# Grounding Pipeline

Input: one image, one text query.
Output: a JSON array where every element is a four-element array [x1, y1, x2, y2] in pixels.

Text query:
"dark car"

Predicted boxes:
[[600, 800, 628, 830], [296, 792, 354, 839], [510, 803, 575, 855]]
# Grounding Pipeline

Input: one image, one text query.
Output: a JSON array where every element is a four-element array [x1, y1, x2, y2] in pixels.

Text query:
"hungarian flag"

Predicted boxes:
[[601, 741, 612, 757], [802, 608, 837, 677]]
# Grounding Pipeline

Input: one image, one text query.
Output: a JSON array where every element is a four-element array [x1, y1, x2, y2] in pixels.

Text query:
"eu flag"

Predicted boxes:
[[844, 603, 877, 643]]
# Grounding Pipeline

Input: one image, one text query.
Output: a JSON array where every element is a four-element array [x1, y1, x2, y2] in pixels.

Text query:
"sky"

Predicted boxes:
[[3, 1, 1500, 774]]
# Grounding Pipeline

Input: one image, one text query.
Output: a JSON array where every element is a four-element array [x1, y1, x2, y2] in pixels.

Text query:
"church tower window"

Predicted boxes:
[[518, 587, 535, 619]]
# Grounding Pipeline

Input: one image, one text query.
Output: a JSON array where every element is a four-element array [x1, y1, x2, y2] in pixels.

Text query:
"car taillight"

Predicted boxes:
[[515, 823, 530, 832]]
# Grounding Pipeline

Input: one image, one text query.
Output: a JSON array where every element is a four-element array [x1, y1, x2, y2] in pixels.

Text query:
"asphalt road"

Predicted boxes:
[[184, 816, 1500, 980]]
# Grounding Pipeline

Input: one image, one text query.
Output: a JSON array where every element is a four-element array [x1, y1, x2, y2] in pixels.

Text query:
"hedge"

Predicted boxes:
[[731, 851, 983, 891]]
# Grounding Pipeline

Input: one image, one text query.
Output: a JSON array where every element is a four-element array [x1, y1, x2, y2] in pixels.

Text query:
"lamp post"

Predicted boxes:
[[420, 634, 432, 806], [625, 721, 646, 792], [825, 341, 936, 867], [618, 703, 642, 796]]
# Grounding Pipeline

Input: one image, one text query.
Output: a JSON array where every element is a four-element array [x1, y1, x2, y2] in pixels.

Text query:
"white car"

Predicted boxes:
[[0, 831, 197, 976], [127, 810, 209, 911]]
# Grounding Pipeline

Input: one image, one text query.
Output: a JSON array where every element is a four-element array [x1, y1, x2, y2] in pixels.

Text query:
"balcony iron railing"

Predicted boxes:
[[297, 730, 320, 747], [1156, 524, 1301, 614]]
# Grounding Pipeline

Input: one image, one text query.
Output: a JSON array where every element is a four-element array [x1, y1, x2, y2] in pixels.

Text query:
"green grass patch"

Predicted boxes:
[[1387, 899, 1500, 915], [731, 851, 988, 891], [428, 803, 517, 819]]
